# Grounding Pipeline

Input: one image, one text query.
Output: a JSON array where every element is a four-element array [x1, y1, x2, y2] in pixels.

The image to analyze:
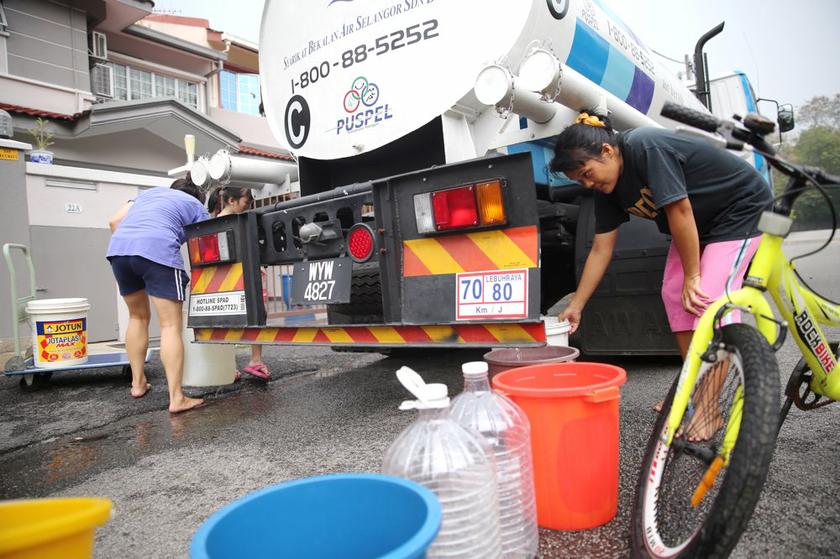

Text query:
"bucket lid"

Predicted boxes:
[[26, 298, 90, 313], [492, 362, 626, 399]]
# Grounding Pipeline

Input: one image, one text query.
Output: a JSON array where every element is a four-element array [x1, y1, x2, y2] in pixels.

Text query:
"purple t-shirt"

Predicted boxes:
[[106, 187, 209, 270]]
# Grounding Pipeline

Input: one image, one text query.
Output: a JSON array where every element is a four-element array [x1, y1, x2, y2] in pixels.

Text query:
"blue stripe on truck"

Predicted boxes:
[[567, 19, 655, 115], [567, 19, 609, 85]]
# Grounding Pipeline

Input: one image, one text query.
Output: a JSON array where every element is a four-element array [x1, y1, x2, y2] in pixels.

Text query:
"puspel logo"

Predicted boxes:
[[343, 76, 379, 113], [337, 76, 393, 135]]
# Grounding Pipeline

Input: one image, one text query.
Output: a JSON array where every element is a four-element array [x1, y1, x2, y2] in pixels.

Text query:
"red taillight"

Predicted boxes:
[[432, 185, 478, 231], [188, 231, 232, 265], [348, 224, 375, 262], [198, 234, 220, 263]]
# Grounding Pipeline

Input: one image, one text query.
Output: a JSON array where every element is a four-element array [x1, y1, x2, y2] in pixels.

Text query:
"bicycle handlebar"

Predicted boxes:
[[661, 102, 721, 134], [802, 165, 840, 188], [660, 101, 840, 188]]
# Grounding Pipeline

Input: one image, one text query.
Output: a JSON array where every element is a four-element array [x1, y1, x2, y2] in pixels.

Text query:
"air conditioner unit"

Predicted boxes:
[[89, 31, 108, 60], [92, 64, 113, 98]]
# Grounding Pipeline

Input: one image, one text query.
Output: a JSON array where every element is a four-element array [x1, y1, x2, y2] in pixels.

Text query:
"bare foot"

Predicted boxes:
[[679, 408, 724, 442], [653, 400, 664, 413], [131, 382, 152, 399], [169, 396, 205, 414]]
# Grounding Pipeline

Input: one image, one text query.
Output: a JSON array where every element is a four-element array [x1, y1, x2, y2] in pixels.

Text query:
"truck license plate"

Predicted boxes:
[[290, 257, 352, 305]]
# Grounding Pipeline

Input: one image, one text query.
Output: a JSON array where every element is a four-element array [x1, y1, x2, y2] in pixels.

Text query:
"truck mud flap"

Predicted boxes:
[[326, 263, 383, 325]]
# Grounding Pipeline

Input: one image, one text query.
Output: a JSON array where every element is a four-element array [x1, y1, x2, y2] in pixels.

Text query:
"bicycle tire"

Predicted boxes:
[[631, 323, 780, 558]]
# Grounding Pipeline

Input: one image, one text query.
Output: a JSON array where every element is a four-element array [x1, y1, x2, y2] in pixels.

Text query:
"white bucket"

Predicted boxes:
[[543, 316, 572, 347], [27, 298, 91, 369], [181, 326, 237, 387]]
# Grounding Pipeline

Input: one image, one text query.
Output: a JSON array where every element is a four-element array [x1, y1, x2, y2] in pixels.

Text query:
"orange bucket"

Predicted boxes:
[[492, 362, 626, 531]]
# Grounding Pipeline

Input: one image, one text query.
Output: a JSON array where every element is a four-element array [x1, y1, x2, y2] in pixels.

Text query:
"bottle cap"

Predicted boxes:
[[396, 366, 450, 410], [462, 361, 489, 378]]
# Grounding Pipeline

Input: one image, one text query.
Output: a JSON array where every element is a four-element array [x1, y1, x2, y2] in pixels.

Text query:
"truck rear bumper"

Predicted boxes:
[[193, 321, 546, 348]]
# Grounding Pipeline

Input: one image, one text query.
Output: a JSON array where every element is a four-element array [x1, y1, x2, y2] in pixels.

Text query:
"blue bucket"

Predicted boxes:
[[191, 473, 441, 559]]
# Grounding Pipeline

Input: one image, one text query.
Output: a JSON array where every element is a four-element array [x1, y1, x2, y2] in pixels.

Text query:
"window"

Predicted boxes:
[[113, 64, 127, 100], [0, 1, 8, 33], [220, 70, 237, 111], [155, 74, 175, 98], [219, 69, 261, 115], [129, 68, 152, 101], [107, 63, 200, 110]]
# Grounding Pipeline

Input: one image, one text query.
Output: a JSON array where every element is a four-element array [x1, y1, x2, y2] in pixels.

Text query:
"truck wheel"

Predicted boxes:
[[326, 263, 383, 325]]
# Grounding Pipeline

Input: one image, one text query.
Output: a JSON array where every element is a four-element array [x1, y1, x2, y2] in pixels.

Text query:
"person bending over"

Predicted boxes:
[[552, 112, 772, 439], [107, 176, 208, 413]]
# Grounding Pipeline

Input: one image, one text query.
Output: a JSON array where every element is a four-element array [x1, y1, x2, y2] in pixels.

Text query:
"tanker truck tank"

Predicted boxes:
[[243, 0, 744, 357], [259, 0, 708, 167]]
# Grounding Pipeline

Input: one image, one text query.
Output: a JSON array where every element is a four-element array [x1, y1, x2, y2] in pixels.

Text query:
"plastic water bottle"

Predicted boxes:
[[383, 366, 502, 558], [449, 362, 539, 559]]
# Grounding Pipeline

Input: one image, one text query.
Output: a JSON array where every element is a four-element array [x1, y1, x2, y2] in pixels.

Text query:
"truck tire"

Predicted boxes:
[[326, 263, 384, 325]]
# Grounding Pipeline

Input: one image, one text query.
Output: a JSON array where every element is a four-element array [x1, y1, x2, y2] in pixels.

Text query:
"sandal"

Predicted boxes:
[[243, 363, 271, 381]]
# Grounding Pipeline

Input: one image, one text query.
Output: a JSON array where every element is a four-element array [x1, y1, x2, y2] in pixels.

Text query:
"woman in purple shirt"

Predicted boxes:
[[107, 177, 208, 413]]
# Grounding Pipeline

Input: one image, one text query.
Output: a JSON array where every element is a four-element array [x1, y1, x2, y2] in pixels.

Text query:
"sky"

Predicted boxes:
[[152, 0, 840, 112]]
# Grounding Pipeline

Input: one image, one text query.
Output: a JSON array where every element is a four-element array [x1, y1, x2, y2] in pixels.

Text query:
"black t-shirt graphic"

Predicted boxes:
[[594, 128, 773, 243]]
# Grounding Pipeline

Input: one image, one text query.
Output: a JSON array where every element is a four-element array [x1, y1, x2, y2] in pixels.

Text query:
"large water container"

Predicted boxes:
[[450, 362, 539, 558], [383, 367, 502, 558]]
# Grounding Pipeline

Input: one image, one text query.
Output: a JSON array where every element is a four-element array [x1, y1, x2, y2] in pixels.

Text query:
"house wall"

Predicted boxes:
[[25, 166, 173, 341], [0, 140, 34, 352], [49, 129, 186, 173], [209, 107, 281, 149], [4, 0, 90, 92], [136, 20, 211, 49]]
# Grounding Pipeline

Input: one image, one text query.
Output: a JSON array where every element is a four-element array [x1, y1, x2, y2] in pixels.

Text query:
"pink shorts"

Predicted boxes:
[[661, 236, 762, 332]]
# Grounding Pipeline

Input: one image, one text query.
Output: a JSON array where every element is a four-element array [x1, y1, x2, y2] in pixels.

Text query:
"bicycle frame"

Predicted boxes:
[[665, 227, 840, 447]]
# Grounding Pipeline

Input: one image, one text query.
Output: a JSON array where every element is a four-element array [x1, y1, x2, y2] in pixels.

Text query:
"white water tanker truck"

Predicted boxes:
[[184, 0, 784, 355]]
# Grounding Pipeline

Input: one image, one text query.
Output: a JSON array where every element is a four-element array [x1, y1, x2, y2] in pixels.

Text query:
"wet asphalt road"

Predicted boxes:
[[1, 231, 838, 558]]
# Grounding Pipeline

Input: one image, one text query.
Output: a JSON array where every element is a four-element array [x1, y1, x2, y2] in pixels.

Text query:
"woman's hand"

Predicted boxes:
[[682, 273, 711, 316], [559, 305, 582, 334]]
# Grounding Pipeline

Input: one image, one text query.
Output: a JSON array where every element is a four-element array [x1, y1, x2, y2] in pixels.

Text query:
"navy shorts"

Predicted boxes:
[[109, 256, 189, 301]]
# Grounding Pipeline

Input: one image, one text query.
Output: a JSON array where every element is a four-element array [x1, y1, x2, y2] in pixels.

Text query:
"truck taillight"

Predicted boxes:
[[475, 180, 505, 225], [413, 180, 506, 234], [348, 223, 376, 262], [188, 231, 232, 266], [433, 185, 477, 231]]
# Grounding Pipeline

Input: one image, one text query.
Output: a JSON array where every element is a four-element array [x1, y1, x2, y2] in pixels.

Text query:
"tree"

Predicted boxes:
[[777, 95, 840, 230], [795, 94, 840, 130]]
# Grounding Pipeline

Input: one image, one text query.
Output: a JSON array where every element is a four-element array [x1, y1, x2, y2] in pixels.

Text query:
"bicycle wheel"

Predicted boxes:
[[631, 324, 780, 558]]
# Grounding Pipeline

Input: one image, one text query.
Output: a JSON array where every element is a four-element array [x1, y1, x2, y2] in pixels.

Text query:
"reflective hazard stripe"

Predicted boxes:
[[191, 263, 245, 294], [194, 322, 546, 346], [403, 225, 538, 277]]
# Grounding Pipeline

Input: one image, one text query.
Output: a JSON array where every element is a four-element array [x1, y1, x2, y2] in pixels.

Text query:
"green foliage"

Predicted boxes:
[[776, 96, 840, 230], [28, 117, 54, 151], [796, 94, 840, 129]]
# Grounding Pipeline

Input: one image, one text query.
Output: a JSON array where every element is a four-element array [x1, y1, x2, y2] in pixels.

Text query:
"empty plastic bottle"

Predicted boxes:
[[449, 362, 539, 559], [383, 366, 502, 558]]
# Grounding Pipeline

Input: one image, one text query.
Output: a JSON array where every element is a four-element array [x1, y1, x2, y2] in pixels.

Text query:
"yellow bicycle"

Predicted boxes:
[[631, 102, 840, 558]]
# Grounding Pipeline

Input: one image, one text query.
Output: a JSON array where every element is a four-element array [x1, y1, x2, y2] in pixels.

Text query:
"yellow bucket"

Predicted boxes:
[[0, 498, 112, 559]]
